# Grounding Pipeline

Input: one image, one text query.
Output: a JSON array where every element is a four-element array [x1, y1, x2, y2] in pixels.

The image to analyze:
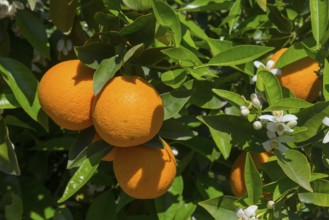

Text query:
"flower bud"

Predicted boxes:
[[267, 200, 275, 209], [253, 121, 262, 130], [250, 93, 261, 108], [287, 120, 297, 128], [240, 106, 250, 116]]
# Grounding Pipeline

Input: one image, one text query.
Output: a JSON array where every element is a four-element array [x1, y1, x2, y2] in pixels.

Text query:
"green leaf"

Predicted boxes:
[[276, 149, 313, 192], [212, 89, 246, 108], [0, 93, 19, 109], [155, 176, 184, 220], [162, 46, 201, 67], [32, 137, 75, 151], [58, 142, 112, 203], [173, 202, 197, 220], [159, 119, 195, 140], [152, 0, 181, 46], [208, 126, 232, 160], [74, 43, 115, 69], [208, 45, 274, 66], [123, 43, 144, 64], [256, 0, 267, 12], [50, 0, 78, 34], [161, 89, 191, 120], [275, 44, 308, 68], [4, 192, 23, 220], [323, 59, 329, 101], [0, 57, 48, 130], [309, 0, 328, 46], [161, 69, 187, 89], [227, 0, 241, 34], [244, 153, 262, 205], [198, 196, 237, 219], [93, 56, 122, 95], [27, 0, 37, 10], [172, 137, 220, 162], [294, 101, 329, 143], [5, 115, 35, 130], [86, 190, 117, 220], [15, 10, 50, 58], [256, 70, 282, 105], [264, 98, 313, 111], [0, 118, 20, 176], [53, 206, 74, 220], [298, 193, 329, 207]]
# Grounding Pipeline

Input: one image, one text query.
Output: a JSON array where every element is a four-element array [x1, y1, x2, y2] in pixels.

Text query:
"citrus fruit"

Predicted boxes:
[[92, 133, 116, 161], [230, 152, 271, 197], [38, 60, 94, 130], [113, 139, 176, 199], [92, 76, 164, 147], [271, 48, 321, 102]]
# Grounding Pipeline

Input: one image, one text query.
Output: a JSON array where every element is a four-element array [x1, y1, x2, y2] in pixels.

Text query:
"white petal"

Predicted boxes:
[[254, 61, 264, 69], [277, 143, 289, 153], [236, 208, 245, 218], [267, 130, 277, 139], [251, 75, 257, 82], [244, 205, 258, 217], [266, 122, 277, 132], [271, 68, 282, 75], [323, 131, 329, 144], [282, 114, 298, 123], [323, 117, 329, 127], [262, 140, 273, 152], [266, 60, 275, 69], [287, 120, 298, 128], [259, 115, 276, 122], [56, 39, 64, 52]]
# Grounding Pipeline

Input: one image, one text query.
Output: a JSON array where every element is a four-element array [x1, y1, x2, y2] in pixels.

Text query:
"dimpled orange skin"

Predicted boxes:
[[38, 60, 94, 130], [271, 48, 321, 102], [113, 140, 176, 199], [92, 76, 164, 147], [92, 133, 116, 161], [230, 152, 270, 197]]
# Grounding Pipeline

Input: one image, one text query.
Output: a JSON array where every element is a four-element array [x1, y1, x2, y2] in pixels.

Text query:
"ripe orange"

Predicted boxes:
[[92, 133, 116, 161], [230, 152, 270, 197], [38, 60, 94, 130], [271, 48, 321, 102], [113, 139, 176, 199], [92, 76, 164, 147]]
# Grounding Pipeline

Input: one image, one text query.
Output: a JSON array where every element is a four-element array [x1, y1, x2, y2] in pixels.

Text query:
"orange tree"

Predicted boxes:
[[2, 0, 329, 219]]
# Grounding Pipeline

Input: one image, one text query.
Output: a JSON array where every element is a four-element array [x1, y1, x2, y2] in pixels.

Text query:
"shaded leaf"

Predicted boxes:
[[50, 0, 78, 33], [86, 190, 117, 220], [198, 196, 237, 219], [244, 153, 262, 205], [161, 89, 191, 120], [212, 89, 245, 108]]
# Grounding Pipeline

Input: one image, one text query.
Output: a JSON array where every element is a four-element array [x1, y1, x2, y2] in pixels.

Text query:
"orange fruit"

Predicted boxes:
[[92, 133, 116, 161], [38, 60, 94, 130], [113, 140, 176, 199], [230, 152, 271, 197], [92, 76, 164, 147], [271, 48, 321, 102]]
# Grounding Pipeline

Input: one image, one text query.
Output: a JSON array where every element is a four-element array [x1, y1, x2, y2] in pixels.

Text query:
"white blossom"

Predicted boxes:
[[322, 117, 329, 143], [0, 0, 23, 19], [259, 111, 297, 135], [252, 60, 282, 82], [237, 205, 258, 220], [56, 38, 73, 56], [262, 131, 292, 153]]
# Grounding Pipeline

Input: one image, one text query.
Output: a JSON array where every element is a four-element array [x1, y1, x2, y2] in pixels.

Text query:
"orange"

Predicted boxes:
[[230, 152, 271, 197], [271, 48, 321, 102], [92, 76, 164, 147], [38, 60, 94, 130], [92, 133, 116, 161], [113, 139, 176, 199]]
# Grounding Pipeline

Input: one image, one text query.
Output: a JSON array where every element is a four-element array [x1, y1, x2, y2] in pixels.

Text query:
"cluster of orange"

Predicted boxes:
[[38, 60, 176, 199]]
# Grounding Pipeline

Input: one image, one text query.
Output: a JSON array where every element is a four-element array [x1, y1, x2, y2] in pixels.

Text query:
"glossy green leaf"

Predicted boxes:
[[155, 176, 184, 220], [161, 69, 187, 89], [152, 0, 181, 46], [0, 57, 48, 130], [209, 126, 232, 160], [198, 196, 237, 219], [93, 55, 122, 95], [264, 98, 312, 111], [162, 46, 201, 67], [180, 0, 232, 12], [208, 45, 274, 66], [4, 192, 23, 220], [173, 202, 197, 220], [159, 119, 195, 140], [0, 93, 20, 109], [5, 115, 35, 130], [50, 0, 78, 33], [244, 153, 262, 205], [323, 59, 329, 101], [212, 89, 246, 108], [275, 44, 308, 68], [27, 0, 37, 10], [86, 190, 117, 220], [161, 89, 191, 120], [123, 43, 144, 64], [276, 149, 313, 192], [256, 0, 267, 12], [227, 0, 241, 34], [173, 137, 220, 161], [294, 101, 329, 143], [58, 142, 112, 203], [15, 10, 50, 58], [0, 118, 20, 175], [256, 70, 282, 105], [309, 0, 328, 46]]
